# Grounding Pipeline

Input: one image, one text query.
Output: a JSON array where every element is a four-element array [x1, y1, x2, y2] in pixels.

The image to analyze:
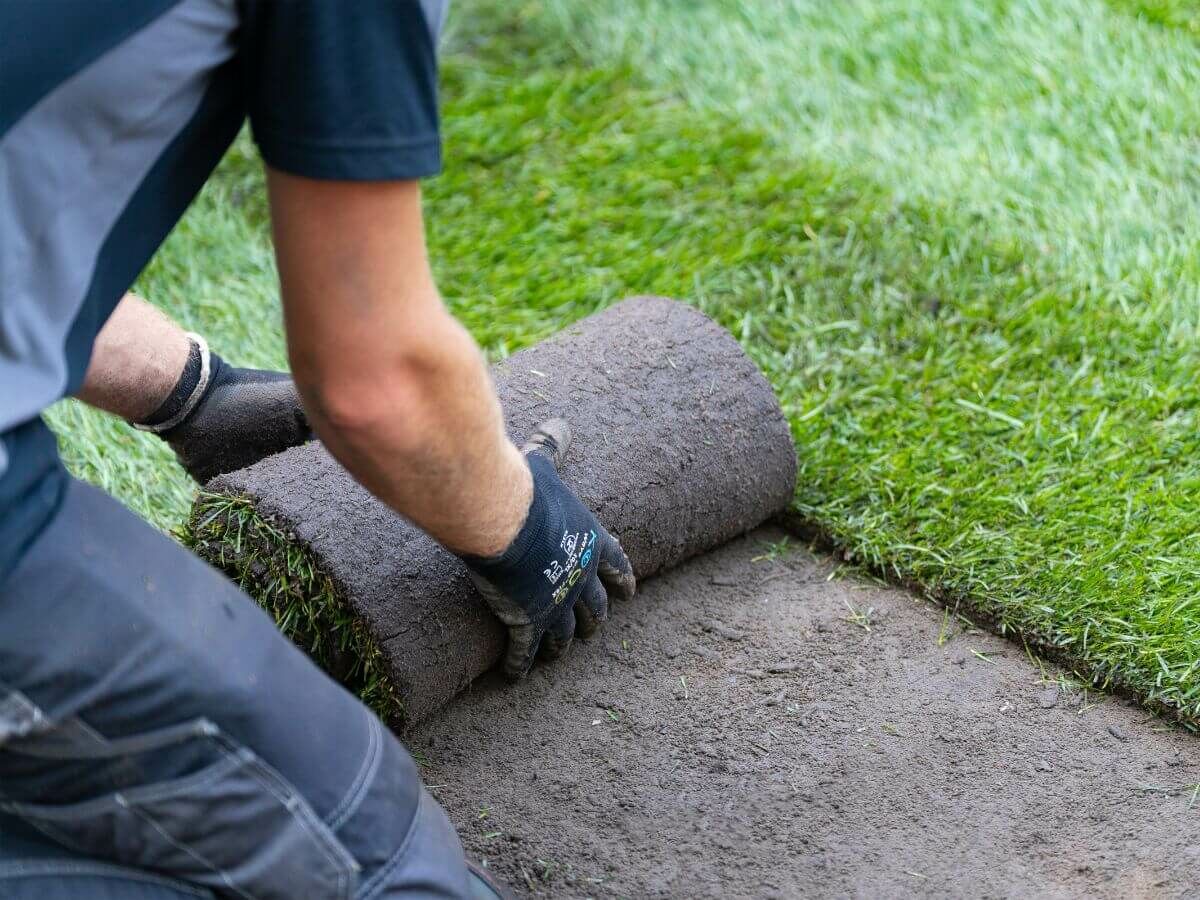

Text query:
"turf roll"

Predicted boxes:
[[189, 296, 797, 726]]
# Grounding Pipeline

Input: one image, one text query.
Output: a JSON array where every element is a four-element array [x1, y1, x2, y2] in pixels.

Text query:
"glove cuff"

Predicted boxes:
[[134, 332, 212, 434], [460, 454, 552, 575]]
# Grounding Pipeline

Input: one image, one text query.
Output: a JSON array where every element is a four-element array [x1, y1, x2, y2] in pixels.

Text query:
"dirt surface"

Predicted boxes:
[[412, 528, 1200, 898]]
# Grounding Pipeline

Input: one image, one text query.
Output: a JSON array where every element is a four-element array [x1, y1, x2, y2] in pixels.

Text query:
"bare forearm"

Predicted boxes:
[[76, 293, 190, 420], [270, 170, 530, 556], [296, 309, 530, 556]]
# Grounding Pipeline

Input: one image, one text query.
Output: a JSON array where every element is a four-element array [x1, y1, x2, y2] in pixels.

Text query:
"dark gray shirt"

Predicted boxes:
[[0, 0, 447, 576]]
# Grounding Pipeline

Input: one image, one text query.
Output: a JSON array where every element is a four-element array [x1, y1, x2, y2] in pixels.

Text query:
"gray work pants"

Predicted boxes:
[[0, 477, 476, 899]]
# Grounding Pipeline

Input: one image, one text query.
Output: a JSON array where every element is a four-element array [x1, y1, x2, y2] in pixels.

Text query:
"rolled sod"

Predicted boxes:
[[189, 297, 796, 726]]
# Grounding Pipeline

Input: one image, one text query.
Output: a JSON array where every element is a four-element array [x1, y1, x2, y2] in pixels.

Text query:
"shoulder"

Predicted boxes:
[[240, 0, 448, 181], [2, 1, 237, 139]]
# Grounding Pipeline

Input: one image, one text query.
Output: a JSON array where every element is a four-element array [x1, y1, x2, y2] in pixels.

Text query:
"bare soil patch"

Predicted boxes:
[[412, 528, 1200, 898]]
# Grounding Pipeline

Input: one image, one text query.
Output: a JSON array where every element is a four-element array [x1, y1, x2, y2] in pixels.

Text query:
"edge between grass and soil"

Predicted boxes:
[[184, 493, 407, 726], [436, 6, 1200, 720], [133, 7, 1200, 730]]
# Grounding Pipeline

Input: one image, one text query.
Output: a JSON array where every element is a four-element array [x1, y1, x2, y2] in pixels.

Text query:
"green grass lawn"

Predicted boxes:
[[50, 0, 1200, 722], [1112, 0, 1200, 35]]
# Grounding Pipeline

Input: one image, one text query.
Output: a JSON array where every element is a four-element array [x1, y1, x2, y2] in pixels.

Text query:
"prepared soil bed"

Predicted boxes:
[[412, 528, 1200, 898]]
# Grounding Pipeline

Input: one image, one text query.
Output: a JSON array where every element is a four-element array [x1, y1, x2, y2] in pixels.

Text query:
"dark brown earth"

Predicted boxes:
[[412, 528, 1200, 899]]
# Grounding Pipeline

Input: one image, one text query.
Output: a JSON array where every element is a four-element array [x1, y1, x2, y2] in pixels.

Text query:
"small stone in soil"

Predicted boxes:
[[1038, 687, 1060, 709], [709, 574, 741, 586], [699, 618, 747, 641]]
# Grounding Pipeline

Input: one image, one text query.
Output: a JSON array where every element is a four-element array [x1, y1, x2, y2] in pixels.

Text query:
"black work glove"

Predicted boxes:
[[462, 420, 636, 678], [138, 336, 311, 483]]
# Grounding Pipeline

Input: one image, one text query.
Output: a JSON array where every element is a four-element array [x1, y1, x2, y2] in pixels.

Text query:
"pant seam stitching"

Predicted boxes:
[[356, 789, 426, 900], [1, 753, 238, 819], [211, 742, 354, 900], [126, 804, 250, 900], [327, 715, 381, 833]]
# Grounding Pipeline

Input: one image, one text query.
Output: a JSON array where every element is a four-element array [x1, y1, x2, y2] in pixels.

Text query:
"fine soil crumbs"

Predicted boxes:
[[411, 529, 1200, 898]]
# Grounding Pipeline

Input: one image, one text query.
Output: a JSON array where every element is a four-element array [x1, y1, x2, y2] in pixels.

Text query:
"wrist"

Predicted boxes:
[[455, 444, 533, 559], [133, 333, 216, 433], [461, 452, 543, 569]]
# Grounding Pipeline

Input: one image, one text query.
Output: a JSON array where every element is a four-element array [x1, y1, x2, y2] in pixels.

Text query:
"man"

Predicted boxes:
[[0, 2, 635, 897]]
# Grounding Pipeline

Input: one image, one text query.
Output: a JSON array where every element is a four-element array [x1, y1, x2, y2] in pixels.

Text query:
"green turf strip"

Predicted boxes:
[[49, 4, 1200, 722], [1107, 0, 1200, 34], [435, 29, 1200, 722], [447, 2, 1200, 714]]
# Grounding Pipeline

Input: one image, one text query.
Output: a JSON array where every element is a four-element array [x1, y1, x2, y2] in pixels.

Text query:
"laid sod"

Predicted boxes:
[[1109, 0, 1200, 34], [48, 1, 1200, 722]]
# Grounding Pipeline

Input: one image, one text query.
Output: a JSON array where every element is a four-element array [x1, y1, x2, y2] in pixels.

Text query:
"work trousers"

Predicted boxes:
[[0, 477, 475, 899]]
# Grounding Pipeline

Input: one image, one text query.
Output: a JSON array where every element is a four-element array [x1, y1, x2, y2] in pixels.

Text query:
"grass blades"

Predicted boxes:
[[1108, 0, 1200, 35], [431, 23, 1200, 722], [185, 492, 405, 725], [528, 0, 1200, 305]]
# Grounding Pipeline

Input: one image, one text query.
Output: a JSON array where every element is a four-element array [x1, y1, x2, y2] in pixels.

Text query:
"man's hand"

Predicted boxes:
[[77, 294, 311, 483], [157, 345, 312, 483], [268, 173, 617, 651], [462, 420, 636, 678]]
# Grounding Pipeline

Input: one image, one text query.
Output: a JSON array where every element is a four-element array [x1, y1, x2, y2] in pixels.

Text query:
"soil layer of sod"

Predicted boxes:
[[412, 528, 1200, 898]]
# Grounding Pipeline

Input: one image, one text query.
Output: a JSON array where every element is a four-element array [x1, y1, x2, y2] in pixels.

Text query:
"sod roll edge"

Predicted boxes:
[[189, 296, 797, 726]]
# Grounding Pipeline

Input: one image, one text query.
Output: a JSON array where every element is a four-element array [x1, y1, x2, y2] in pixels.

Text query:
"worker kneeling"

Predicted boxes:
[[0, 1, 633, 897]]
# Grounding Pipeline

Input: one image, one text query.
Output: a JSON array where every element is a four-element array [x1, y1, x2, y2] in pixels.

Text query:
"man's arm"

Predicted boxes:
[[268, 169, 636, 674], [77, 294, 191, 422], [268, 170, 531, 556]]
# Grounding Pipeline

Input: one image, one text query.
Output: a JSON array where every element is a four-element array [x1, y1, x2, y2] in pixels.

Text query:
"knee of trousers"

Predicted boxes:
[[0, 480, 470, 898], [1, 668, 470, 899]]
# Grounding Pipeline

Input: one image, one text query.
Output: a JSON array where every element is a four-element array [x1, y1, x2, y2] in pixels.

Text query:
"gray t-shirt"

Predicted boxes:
[[0, 0, 447, 577]]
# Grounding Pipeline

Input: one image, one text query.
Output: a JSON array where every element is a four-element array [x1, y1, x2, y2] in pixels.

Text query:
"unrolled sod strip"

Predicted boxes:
[[190, 296, 797, 726]]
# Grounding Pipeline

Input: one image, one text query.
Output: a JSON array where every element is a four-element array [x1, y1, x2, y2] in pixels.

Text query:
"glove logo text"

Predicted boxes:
[[548, 529, 597, 605]]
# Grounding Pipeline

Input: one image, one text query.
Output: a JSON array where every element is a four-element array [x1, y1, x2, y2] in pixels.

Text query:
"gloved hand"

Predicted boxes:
[[461, 420, 636, 678], [142, 339, 312, 483]]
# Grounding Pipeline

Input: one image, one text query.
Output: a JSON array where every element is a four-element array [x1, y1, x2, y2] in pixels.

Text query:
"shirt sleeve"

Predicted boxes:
[[239, 0, 445, 181]]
